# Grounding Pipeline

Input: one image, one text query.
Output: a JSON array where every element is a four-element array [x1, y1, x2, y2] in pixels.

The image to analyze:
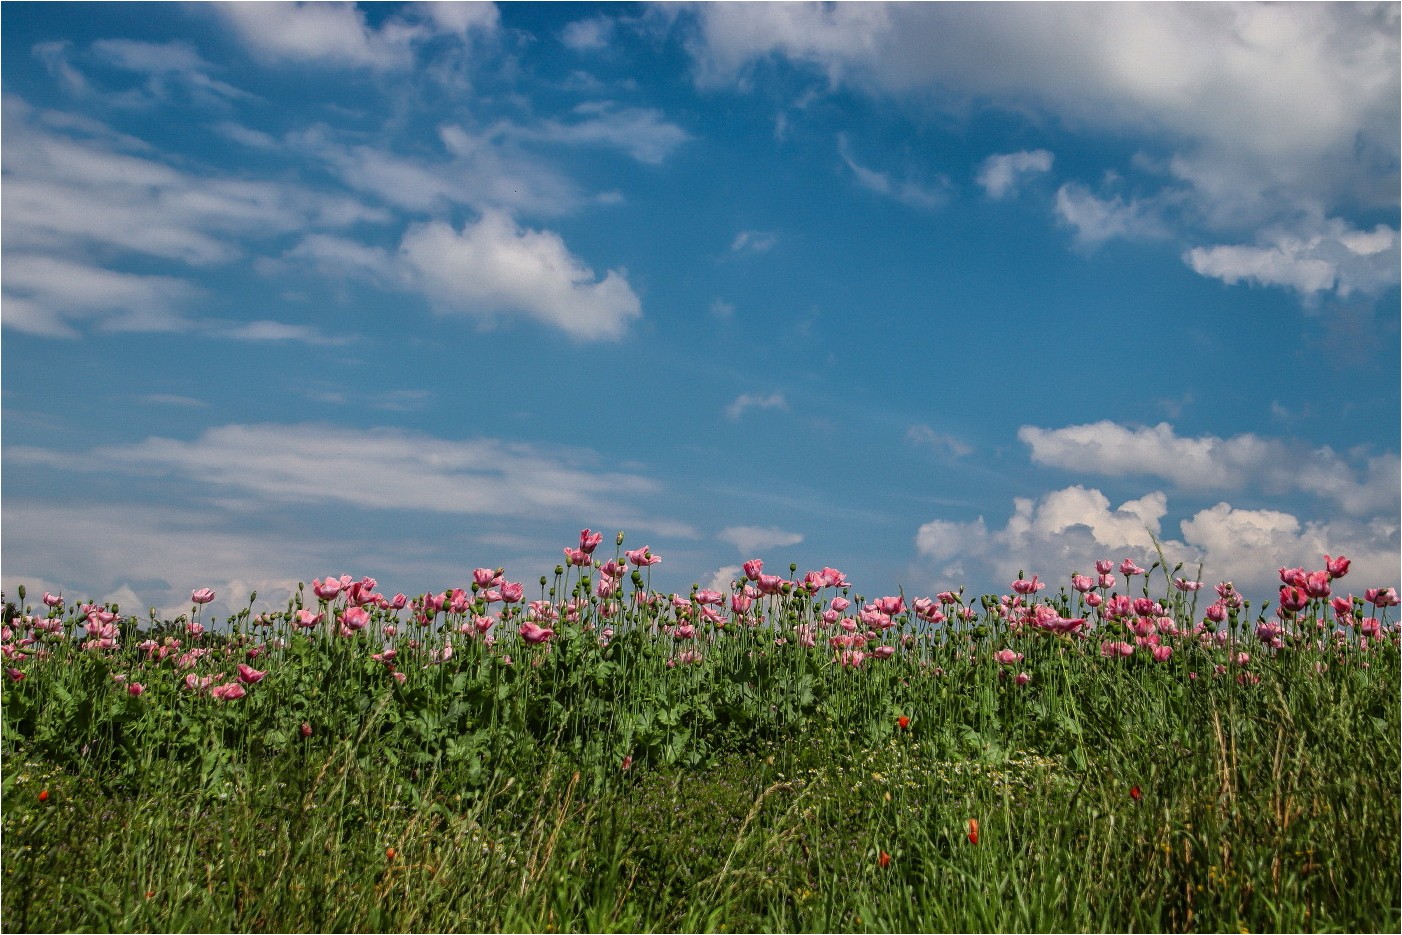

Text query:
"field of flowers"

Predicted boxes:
[[3, 531, 1399, 933]]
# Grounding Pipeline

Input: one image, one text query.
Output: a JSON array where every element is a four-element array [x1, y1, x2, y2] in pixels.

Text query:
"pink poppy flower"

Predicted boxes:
[[312, 578, 342, 600], [191, 588, 215, 605], [1324, 554, 1351, 579], [210, 682, 246, 702], [42, 592, 63, 608], [1303, 571, 1332, 599], [1365, 588, 1399, 607], [519, 622, 555, 644], [236, 663, 266, 684], [1013, 671, 1032, 686], [1278, 586, 1309, 613], [579, 529, 604, 554], [625, 547, 661, 567], [1010, 576, 1043, 595], [341, 607, 371, 631]]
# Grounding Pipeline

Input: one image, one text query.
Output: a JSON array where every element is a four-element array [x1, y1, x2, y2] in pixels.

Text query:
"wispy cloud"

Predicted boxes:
[[1, 95, 386, 335], [837, 133, 946, 209], [729, 230, 778, 255], [725, 392, 788, 421], [7, 423, 697, 538], [501, 101, 691, 165], [718, 525, 804, 555], [905, 424, 973, 458]]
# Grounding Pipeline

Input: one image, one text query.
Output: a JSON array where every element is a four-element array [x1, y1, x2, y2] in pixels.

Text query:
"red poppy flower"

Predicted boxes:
[[878, 850, 891, 868], [38, 789, 49, 803], [897, 716, 910, 730], [385, 847, 397, 860], [967, 818, 979, 844], [1130, 785, 1143, 802]]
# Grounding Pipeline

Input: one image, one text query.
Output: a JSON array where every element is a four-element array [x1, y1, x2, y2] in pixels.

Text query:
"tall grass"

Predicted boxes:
[[3, 548, 1398, 932]]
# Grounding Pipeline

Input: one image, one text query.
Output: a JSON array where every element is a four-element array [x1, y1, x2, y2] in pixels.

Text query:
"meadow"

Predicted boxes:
[[3, 532, 1398, 933]]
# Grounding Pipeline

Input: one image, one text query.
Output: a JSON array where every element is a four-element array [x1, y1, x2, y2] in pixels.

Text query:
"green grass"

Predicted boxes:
[[3, 567, 1399, 931]]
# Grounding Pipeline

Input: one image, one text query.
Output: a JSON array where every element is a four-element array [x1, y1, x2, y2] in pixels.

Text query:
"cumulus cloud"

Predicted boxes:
[[1185, 222, 1400, 298], [977, 149, 1053, 199], [718, 525, 804, 555], [398, 211, 642, 341], [681, 3, 1399, 296], [914, 485, 1399, 600], [725, 392, 788, 420], [706, 565, 744, 594], [1018, 421, 1400, 517]]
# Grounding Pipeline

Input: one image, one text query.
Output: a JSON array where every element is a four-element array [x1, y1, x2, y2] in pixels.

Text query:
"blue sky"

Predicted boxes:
[[3, 2, 1399, 618]]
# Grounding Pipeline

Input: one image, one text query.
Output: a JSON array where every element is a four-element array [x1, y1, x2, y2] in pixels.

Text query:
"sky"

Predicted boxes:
[[2, 1, 1399, 619]]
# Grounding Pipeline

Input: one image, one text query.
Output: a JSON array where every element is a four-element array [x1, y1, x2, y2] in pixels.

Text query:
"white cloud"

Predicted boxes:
[[213, 320, 351, 346], [914, 485, 1399, 600], [1, 96, 387, 334], [706, 565, 743, 594], [295, 124, 585, 217], [729, 230, 778, 254], [0, 501, 316, 621], [977, 149, 1053, 199], [1185, 221, 1400, 298], [89, 39, 252, 103], [1019, 421, 1400, 517], [209, 1, 497, 71], [682, 4, 1399, 296], [495, 101, 691, 165], [139, 394, 208, 408], [1054, 183, 1169, 246], [684, 4, 1396, 208], [1, 254, 196, 337], [7, 423, 696, 538], [718, 526, 804, 555], [837, 133, 946, 209], [905, 424, 973, 458], [725, 392, 788, 420], [398, 211, 642, 341], [561, 16, 616, 52]]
